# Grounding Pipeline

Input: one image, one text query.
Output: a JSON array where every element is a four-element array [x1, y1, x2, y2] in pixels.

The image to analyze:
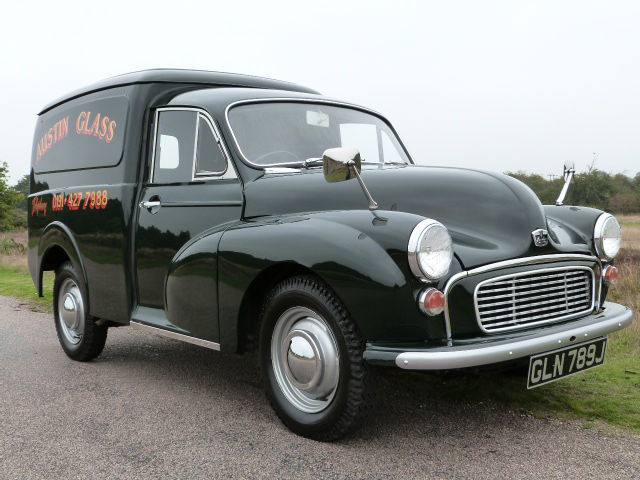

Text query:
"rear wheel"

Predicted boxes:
[[259, 275, 375, 441], [53, 261, 107, 361]]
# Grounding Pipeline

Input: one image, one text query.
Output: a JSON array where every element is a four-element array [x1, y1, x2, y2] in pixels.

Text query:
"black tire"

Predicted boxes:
[[259, 275, 375, 441], [53, 261, 107, 361]]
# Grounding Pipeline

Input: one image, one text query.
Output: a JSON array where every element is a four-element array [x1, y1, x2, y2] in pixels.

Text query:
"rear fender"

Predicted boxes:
[[35, 221, 87, 302]]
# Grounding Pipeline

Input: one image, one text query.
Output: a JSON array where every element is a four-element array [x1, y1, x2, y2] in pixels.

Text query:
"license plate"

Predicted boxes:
[[527, 337, 607, 389]]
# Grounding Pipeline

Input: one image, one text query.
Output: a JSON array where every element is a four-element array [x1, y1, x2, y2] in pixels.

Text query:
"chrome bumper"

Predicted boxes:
[[394, 302, 633, 370]]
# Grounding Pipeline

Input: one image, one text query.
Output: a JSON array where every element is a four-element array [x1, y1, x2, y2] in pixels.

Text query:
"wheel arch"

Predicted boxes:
[[236, 261, 322, 353], [36, 222, 88, 302]]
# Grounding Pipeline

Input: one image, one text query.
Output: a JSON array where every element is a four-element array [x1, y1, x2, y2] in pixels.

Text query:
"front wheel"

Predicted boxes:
[[259, 275, 375, 441], [53, 261, 107, 361]]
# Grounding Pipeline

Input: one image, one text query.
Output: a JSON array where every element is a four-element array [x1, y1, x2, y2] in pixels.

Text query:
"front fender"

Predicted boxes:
[[217, 210, 450, 350], [544, 205, 602, 255]]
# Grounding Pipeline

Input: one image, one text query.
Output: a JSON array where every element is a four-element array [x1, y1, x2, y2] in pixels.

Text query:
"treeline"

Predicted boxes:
[[0, 164, 27, 231], [508, 169, 640, 214], [1, 161, 639, 232]]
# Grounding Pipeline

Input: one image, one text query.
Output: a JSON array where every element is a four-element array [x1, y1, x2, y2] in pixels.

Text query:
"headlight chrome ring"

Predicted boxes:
[[594, 213, 622, 260], [408, 218, 453, 282]]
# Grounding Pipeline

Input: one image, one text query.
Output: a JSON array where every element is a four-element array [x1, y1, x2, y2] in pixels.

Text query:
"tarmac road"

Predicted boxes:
[[1, 295, 639, 479]]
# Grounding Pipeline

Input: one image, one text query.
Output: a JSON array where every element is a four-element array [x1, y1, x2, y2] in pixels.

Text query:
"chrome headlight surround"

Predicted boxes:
[[594, 213, 622, 260], [408, 219, 453, 282]]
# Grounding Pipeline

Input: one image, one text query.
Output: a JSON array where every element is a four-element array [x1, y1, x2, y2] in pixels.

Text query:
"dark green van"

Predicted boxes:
[[29, 69, 632, 440]]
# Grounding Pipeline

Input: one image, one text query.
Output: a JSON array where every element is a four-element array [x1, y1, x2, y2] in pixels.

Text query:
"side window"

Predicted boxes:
[[381, 131, 404, 164], [153, 110, 197, 183], [339, 123, 380, 163], [195, 115, 227, 176]]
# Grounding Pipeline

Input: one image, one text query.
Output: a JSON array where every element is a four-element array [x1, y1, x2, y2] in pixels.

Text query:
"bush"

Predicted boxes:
[[508, 168, 640, 214], [0, 162, 22, 231]]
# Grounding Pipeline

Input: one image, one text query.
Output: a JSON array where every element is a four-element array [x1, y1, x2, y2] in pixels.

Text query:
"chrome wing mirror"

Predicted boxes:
[[556, 160, 575, 206], [323, 147, 378, 210]]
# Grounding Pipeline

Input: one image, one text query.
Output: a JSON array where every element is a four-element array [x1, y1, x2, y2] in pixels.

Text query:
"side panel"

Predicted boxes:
[[28, 86, 143, 323], [29, 183, 135, 323], [165, 231, 225, 342]]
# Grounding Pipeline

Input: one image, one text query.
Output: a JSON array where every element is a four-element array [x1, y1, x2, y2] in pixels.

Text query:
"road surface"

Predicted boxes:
[[1, 296, 638, 479]]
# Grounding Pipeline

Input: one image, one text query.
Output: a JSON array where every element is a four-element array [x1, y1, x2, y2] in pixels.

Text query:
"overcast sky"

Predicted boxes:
[[2, 0, 639, 183]]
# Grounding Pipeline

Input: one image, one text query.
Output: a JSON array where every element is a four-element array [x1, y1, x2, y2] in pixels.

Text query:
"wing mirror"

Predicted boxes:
[[556, 160, 576, 206], [323, 147, 378, 210], [563, 160, 576, 182], [323, 147, 362, 183]]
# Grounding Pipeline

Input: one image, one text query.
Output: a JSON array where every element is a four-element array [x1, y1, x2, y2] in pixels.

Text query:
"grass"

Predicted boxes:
[[0, 219, 638, 432]]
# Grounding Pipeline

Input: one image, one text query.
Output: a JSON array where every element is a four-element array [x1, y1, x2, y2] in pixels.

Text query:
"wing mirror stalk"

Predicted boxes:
[[322, 147, 378, 210], [556, 160, 575, 206]]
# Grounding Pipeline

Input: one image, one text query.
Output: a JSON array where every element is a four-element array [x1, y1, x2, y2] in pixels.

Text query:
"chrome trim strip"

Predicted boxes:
[[223, 97, 413, 169], [473, 266, 595, 333], [594, 213, 621, 261], [130, 320, 221, 351], [395, 302, 632, 370], [407, 218, 452, 282], [159, 200, 243, 207], [442, 254, 601, 344]]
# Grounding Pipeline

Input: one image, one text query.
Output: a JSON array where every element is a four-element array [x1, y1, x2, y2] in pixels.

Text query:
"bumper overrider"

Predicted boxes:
[[364, 302, 633, 370]]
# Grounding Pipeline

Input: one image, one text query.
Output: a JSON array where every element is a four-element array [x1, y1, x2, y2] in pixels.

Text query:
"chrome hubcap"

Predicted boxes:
[[57, 278, 85, 345], [271, 307, 339, 413]]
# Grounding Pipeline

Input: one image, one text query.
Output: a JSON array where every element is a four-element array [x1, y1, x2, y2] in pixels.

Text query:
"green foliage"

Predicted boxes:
[[0, 162, 23, 231], [508, 168, 640, 213], [0, 237, 26, 255], [12, 174, 29, 210]]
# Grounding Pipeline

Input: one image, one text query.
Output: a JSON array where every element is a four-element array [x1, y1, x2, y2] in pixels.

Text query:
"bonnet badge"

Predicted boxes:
[[531, 229, 549, 247]]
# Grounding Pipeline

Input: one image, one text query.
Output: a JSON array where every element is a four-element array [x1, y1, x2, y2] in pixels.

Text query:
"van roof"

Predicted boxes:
[[39, 69, 320, 114]]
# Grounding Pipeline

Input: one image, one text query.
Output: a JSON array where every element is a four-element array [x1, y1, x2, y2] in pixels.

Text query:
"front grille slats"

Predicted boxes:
[[474, 267, 594, 333], [480, 298, 590, 321], [480, 270, 586, 288], [479, 292, 589, 316], [476, 276, 587, 295], [480, 304, 592, 329], [476, 283, 587, 302]]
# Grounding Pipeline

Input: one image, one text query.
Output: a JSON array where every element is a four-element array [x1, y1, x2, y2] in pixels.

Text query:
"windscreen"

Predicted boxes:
[[227, 102, 410, 167]]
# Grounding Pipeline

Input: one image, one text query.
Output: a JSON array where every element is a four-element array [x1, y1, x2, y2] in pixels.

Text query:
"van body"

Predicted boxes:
[[28, 69, 633, 440]]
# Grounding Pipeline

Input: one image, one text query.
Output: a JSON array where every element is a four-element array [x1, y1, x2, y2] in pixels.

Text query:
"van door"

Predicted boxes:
[[134, 107, 242, 342]]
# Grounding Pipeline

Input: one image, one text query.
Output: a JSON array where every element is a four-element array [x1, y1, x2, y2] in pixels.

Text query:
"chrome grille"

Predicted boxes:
[[474, 267, 594, 333]]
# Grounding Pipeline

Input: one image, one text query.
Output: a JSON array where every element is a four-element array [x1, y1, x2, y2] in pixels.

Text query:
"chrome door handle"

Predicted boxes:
[[139, 200, 161, 209]]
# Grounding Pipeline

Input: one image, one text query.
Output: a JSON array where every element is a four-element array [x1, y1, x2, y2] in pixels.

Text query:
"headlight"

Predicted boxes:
[[408, 219, 453, 281], [594, 213, 622, 260]]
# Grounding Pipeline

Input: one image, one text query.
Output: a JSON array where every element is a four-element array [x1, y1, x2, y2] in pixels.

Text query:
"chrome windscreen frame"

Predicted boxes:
[[472, 266, 596, 334], [442, 254, 603, 346], [223, 97, 415, 169]]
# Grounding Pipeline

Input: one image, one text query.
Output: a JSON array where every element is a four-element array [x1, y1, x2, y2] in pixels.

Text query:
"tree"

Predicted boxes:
[[0, 162, 22, 231], [12, 174, 29, 210], [567, 168, 615, 209]]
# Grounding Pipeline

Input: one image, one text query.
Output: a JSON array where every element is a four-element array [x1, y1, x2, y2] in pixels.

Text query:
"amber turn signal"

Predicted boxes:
[[603, 265, 619, 286], [418, 288, 445, 316]]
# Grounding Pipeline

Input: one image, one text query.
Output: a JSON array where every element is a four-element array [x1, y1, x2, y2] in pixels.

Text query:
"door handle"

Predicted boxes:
[[139, 198, 162, 214], [139, 201, 161, 209]]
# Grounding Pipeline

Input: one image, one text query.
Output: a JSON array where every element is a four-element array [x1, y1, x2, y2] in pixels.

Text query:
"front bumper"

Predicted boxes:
[[364, 302, 633, 370]]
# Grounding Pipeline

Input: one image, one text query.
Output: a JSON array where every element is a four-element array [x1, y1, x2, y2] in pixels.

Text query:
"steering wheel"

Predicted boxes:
[[254, 150, 299, 164]]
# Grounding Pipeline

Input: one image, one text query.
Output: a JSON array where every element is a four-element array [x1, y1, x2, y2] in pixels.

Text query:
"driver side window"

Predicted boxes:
[[153, 110, 197, 183], [152, 109, 233, 183]]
